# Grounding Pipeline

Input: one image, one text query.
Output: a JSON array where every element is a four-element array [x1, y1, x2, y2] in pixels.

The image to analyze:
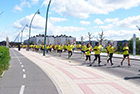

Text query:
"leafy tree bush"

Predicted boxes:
[[0, 46, 11, 76], [117, 42, 123, 52], [128, 38, 140, 54]]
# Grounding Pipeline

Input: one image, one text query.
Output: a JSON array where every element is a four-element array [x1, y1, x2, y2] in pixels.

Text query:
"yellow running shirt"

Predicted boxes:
[[123, 46, 129, 55]]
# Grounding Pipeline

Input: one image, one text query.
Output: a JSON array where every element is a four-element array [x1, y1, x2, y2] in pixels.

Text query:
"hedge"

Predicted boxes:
[[0, 46, 11, 76]]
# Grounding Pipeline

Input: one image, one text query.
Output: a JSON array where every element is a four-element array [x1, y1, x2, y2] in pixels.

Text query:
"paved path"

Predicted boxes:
[[18, 48, 140, 94], [0, 48, 59, 94], [48, 51, 140, 85]]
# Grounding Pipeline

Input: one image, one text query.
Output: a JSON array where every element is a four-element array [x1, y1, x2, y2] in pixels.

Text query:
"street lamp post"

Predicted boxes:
[[21, 24, 28, 45], [0, 11, 4, 16], [43, 0, 52, 56], [14, 33, 20, 42], [27, 9, 40, 51]]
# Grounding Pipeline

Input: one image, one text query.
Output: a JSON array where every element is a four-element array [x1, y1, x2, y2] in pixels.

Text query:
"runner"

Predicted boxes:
[[76, 43, 81, 51], [121, 43, 131, 66], [106, 43, 110, 60], [72, 42, 76, 52], [107, 43, 115, 66], [81, 43, 87, 59], [67, 43, 74, 59], [63, 44, 67, 52], [57, 43, 63, 56], [48, 44, 52, 52], [45, 44, 49, 53], [83, 43, 92, 64], [53, 45, 57, 52], [89, 42, 102, 66]]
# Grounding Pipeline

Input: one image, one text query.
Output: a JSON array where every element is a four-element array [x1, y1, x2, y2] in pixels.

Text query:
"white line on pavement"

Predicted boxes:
[[1, 71, 5, 77], [22, 69, 25, 72], [19, 85, 25, 94], [21, 65, 24, 68], [20, 62, 22, 64], [23, 74, 26, 78]]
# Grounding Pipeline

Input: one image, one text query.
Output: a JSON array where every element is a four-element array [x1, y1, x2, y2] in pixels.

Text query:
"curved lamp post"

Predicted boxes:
[[21, 24, 28, 44], [0, 11, 4, 16], [28, 9, 40, 51], [14, 24, 28, 43], [43, 0, 52, 56]]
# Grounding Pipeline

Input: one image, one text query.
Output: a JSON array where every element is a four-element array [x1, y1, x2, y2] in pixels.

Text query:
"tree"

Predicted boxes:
[[65, 37, 68, 44], [87, 32, 93, 44], [97, 30, 105, 45], [30, 41, 34, 45], [128, 37, 140, 54], [24, 42, 27, 45], [117, 42, 123, 52], [81, 35, 85, 45]]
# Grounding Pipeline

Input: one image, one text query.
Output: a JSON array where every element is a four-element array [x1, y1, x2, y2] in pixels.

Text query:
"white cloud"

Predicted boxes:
[[49, 17, 68, 23], [13, 0, 31, 12], [94, 19, 104, 24], [105, 18, 119, 23], [42, 0, 140, 19], [99, 24, 114, 29], [93, 26, 98, 28], [12, 14, 86, 41], [31, 0, 39, 5], [13, 5, 22, 12], [116, 15, 140, 29], [80, 21, 91, 25], [103, 30, 140, 40]]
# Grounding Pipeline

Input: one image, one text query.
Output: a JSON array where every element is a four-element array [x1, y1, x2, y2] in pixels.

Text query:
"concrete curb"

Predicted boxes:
[[74, 51, 140, 61]]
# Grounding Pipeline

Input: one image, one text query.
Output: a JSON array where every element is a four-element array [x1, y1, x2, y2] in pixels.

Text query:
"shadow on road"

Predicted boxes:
[[92, 64, 106, 67], [107, 65, 131, 68], [124, 76, 140, 80], [138, 70, 140, 72]]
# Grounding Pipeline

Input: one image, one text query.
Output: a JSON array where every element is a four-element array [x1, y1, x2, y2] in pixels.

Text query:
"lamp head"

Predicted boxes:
[[37, 10, 40, 14]]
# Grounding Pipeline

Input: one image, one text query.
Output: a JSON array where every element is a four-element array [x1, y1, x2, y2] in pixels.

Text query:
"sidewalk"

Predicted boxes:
[[17, 49, 140, 94], [74, 51, 140, 61]]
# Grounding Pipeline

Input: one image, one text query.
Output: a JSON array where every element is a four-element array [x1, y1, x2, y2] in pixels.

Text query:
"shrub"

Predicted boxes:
[[0, 46, 11, 76]]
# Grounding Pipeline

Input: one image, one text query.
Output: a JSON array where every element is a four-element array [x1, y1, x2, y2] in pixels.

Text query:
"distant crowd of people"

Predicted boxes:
[[21, 42, 131, 66]]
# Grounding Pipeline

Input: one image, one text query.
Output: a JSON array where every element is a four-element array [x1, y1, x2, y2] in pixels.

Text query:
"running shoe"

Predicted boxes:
[[107, 60, 109, 63], [121, 62, 123, 65]]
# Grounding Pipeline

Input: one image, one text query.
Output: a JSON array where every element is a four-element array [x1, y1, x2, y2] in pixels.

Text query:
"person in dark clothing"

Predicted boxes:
[[18, 44, 21, 51]]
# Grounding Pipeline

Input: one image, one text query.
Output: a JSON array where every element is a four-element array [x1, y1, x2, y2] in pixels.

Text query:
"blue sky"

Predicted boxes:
[[1, 0, 140, 42]]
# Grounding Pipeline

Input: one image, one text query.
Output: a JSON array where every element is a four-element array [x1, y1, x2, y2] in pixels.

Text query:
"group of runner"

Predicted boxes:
[[21, 42, 131, 66]]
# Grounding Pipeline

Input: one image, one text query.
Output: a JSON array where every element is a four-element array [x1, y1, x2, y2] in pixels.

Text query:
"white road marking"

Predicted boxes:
[[19, 85, 25, 94], [22, 69, 25, 72], [21, 65, 24, 68], [20, 62, 22, 64], [23, 74, 26, 78], [1, 71, 5, 77]]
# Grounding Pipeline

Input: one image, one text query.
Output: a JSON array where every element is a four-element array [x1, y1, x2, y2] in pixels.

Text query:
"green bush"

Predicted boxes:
[[0, 46, 11, 76]]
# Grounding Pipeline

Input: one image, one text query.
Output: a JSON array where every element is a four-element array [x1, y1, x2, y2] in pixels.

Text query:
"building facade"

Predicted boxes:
[[24, 34, 76, 45]]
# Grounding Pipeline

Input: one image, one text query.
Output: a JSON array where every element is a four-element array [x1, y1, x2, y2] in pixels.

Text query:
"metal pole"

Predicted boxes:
[[21, 24, 28, 45], [43, 0, 52, 56], [0, 11, 4, 16], [28, 9, 40, 51], [133, 34, 136, 56]]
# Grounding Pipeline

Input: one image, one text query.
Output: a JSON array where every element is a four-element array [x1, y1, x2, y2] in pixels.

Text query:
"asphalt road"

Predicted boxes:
[[0, 49, 59, 94], [46, 51, 140, 86]]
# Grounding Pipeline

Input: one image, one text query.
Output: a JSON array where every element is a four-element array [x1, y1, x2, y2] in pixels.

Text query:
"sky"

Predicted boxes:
[[1, 0, 140, 42]]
